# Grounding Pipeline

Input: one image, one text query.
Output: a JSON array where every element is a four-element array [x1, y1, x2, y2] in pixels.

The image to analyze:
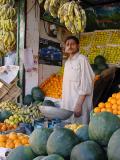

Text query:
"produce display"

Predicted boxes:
[[0, 132, 29, 148], [80, 30, 120, 64], [108, 128, 120, 160], [7, 146, 35, 160], [71, 141, 107, 160], [29, 128, 53, 155], [0, 0, 16, 57], [0, 101, 43, 125], [43, 0, 86, 34], [94, 92, 120, 115], [24, 87, 45, 106], [0, 122, 17, 132], [40, 74, 63, 99], [89, 112, 120, 146]]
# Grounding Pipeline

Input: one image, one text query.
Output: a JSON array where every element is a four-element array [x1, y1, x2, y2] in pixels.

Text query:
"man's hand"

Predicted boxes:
[[74, 105, 82, 118]]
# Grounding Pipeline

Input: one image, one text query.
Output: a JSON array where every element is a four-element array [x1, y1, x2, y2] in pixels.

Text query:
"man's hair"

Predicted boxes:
[[65, 36, 79, 44]]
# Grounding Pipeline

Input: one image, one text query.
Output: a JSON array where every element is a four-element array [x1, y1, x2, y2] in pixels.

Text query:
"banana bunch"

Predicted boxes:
[[0, 0, 16, 57], [58, 1, 86, 34], [0, 19, 16, 31], [44, 0, 68, 18], [0, 0, 14, 5], [3, 31, 16, 51], [0, 5, 16, 20]]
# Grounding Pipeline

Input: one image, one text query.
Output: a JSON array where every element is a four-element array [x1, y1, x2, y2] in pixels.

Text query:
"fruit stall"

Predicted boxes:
[[0, 0, 120, 160]]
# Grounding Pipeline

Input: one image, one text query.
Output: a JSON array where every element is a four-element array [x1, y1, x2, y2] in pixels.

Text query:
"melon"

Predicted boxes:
[[7, 146, 36, 160], [47, 128, 79, 158], [76, 125, 89, 142], [30, 128, 53, 155], [89, 112, 120, 146], [71, 141, 107, 160]]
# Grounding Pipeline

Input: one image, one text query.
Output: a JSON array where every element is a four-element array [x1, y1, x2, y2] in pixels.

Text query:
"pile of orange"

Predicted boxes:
[[0, 132, 29, 149], [94, 92, 120, 115], [0, 123, 17, 132], [40, 74, 63, 99]]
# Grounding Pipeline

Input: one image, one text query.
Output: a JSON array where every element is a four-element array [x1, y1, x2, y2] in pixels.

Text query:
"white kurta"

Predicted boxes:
[[61, 53, 95, 124]]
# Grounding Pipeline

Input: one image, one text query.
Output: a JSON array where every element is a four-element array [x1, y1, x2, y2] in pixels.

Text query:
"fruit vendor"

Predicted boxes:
[[61, 36, 95, 124]]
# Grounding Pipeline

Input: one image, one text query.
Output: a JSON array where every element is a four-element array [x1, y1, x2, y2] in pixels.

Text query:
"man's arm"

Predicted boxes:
[[74, 95, 86, 117]]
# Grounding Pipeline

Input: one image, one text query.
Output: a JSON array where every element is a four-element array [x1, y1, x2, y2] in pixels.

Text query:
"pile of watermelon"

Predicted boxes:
[[7, 111, 120, 160]]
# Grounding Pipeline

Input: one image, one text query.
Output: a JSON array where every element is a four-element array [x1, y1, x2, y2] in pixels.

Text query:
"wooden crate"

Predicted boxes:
[[0, 81, 9, 99]]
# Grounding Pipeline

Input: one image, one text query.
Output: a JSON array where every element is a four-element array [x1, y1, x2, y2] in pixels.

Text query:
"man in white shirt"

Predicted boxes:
[[61, 36, 95, 124]]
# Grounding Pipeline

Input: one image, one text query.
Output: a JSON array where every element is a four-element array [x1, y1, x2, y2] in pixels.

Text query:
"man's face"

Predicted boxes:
[[65, 39, 79, 55]]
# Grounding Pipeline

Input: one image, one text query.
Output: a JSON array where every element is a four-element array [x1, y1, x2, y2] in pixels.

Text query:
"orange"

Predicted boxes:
[[9, 132, 18, 140], [14, 139, 22, 144], [105, 102, 112, 108], [113, 110, 118, 115], [1, 125, 7, 131], [112, 104, 118, 110], [98, 102, 105, 109], [110, 98, 117, 105], [21, 138, 29, 145], [106, 108, 112, 113], [101, 108, 106, 112], [94, 107, 101, 113], [6, 142, 15, 149], [112, 93, 117, 98], [108, 97, 112, 102], [15, 142, 22, 148], [116, 93, 120, 99], [117, 100, 120, 105], [0, 142, 6, 147], [117, 111, 120, 115], [0, 135, 7, 142]]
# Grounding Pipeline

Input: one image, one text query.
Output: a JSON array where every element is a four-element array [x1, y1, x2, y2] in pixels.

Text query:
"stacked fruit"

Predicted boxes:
[[0, 122, 17, 132], [92, 31, 110, 46], [0, 0, 16, 57], [88, 47, 103, 64], [80, 33, 93, 47], [94, 92, 120, 115], [40, 74, 63, 99], [0, 132, 29, 148], [109, 31, 120, 45], [80, 47, 88, 56], [0, 101, 42, 125], [44, 0, 86, 34], [65, 123, 83, 133], [104, 46, 120, 64]]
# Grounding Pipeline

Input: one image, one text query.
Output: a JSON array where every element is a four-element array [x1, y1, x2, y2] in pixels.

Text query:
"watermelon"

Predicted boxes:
[[76, 125, 89, 142], [23, 95, 34, 106], [42, 100, 55, 107], [94, 55, 106, 65], [30, 128, 53, 155], [0, 110, 12, 122], [70, 141, 107, 160], [33, 156, 46, 160], [7, 146, 36, 160], [32, 87, 45, 101], [42, 154, 64, 160], [89, 112, 120, 146], [47, 128, 79, 158], [107, 128, 120, 160]]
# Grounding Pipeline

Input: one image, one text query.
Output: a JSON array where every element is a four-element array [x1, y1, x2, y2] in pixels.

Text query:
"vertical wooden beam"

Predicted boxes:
[[25, 0, 40, 95], [16, 0, 26, 103]]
